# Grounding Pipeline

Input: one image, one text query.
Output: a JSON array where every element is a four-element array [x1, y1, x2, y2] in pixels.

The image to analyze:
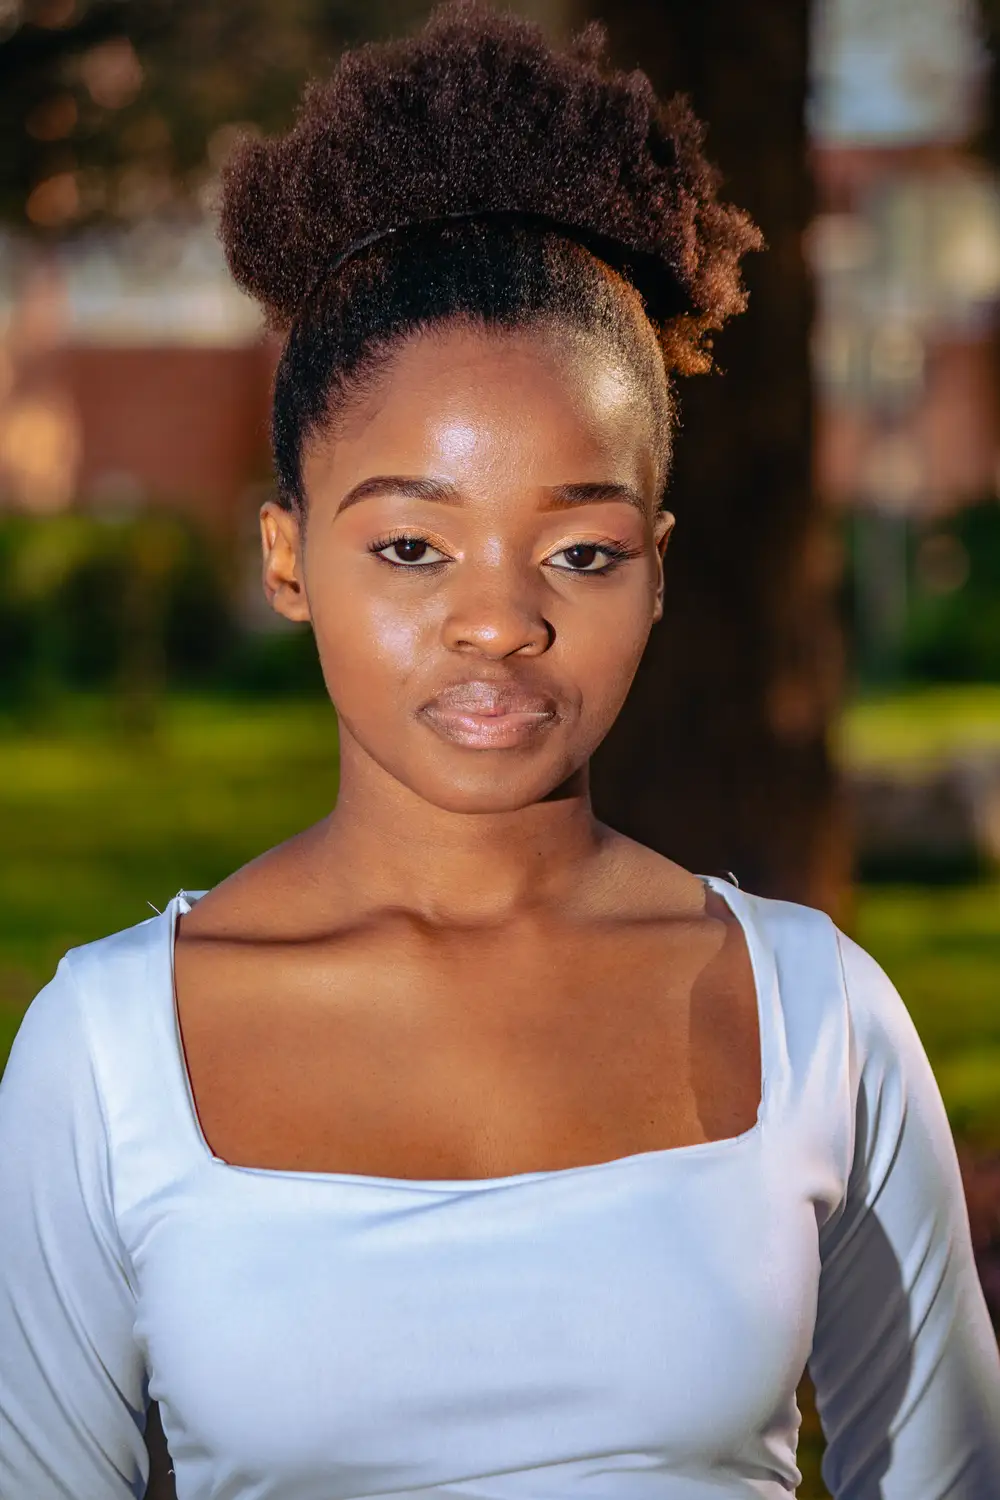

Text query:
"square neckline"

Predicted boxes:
[[163, 873, 774, 1192]]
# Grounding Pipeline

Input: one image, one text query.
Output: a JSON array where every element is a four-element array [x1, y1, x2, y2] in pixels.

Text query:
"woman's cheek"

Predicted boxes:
[[313, 585, 428, 701], [576, 584, 650, 660], [582, 602, 656, 720]]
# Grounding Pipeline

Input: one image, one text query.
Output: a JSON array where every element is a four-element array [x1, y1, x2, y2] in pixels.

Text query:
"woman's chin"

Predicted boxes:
[[414, 781, 561, 817], [405, 758, 584, 816]]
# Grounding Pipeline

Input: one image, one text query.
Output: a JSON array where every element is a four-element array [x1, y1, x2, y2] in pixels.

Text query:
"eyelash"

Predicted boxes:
[[366, 529, 643, 575]]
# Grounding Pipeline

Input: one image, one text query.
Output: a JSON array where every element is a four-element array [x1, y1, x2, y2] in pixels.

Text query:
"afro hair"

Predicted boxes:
[[217, 0, 762, 509]]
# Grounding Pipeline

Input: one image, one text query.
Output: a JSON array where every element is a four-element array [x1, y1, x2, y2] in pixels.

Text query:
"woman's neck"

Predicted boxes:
[[316, 747, 612, 927]]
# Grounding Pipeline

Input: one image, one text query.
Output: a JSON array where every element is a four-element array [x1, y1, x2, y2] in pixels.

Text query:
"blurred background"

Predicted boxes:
[[2, 1, 1000, 1492]]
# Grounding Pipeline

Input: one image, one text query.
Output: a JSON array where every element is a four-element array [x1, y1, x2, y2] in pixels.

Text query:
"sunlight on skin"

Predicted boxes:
[[432, 414, 481, 470], [255, 320, 676, 921]]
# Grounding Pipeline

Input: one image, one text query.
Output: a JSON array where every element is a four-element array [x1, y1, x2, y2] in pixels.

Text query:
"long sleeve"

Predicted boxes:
[[808, 929, 1000, 1499], [0, 954, 151, 1499]]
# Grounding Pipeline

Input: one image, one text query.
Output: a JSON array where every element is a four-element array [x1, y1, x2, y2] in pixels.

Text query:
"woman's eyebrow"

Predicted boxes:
[[335, 475, 646, 516], [542, 482, 646, 515], [335, 476, 457, 515]]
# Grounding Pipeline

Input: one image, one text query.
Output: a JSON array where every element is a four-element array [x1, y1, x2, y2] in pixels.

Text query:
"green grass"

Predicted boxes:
[[0, 693, 339, 1059], [847, 881, 1000, 1147], [838, 682, 1000, 768], [835, 684, 1000, 1145]]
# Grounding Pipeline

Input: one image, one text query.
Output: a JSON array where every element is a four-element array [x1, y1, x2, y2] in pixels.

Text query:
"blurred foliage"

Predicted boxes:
[[0, 0, 429, 233], [900, 502, 1000, 683], [0, 511, 326, 708], [842, 500, 1000, 688]]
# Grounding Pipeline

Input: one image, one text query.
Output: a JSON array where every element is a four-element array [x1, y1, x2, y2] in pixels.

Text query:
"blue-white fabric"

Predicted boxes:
[[1, 876, 999, 1499]]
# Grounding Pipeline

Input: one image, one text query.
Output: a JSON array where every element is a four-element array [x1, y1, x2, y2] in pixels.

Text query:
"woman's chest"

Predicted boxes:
[[133, 1150, 818, 1497], [173, 913, 762, 1180]]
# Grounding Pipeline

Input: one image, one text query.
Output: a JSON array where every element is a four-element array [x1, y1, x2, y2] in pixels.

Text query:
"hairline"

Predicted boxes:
[[284, 306, 673, 518]]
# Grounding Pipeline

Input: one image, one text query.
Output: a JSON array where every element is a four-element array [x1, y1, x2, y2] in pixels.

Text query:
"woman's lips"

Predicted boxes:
[[419, 681, 558, 749], [421, 705, 555, 748]]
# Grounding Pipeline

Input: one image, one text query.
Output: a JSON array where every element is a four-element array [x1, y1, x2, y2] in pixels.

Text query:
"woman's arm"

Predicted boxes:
[[0, 957, 152, 1498], [808, 930, 1000, 1499]]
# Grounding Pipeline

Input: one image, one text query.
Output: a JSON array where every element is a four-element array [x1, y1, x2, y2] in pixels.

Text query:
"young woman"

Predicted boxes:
[[2, 5, 999, 1498]]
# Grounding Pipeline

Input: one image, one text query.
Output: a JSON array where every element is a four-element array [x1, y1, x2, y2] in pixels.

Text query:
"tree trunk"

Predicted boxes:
[[577, 0, 848, 915]]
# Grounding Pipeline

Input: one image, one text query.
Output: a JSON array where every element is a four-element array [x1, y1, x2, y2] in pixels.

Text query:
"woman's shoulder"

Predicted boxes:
[[61, 899, 178, 994], [739, 884, 938, 1139], [737, 882, 909, 1035], [827, 921, 946, 1143], [769, 888, 922, 1062], [3, 899, 205, 1200], [6, 902, 180, 1097]]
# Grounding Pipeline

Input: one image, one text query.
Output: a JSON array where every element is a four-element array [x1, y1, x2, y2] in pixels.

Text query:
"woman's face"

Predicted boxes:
[[261, 320, 673, 815]]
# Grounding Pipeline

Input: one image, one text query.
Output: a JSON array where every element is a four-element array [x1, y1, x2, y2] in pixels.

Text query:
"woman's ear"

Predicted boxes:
[[651, 509, 675, 624], [260, 501, 311, 623]]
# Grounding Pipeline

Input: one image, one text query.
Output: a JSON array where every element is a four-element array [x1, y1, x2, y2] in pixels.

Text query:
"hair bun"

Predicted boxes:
[[218, 0, 761, 358]]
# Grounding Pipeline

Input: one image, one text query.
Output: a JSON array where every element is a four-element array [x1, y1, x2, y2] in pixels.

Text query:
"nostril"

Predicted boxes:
[[443, 608, 553, 657]]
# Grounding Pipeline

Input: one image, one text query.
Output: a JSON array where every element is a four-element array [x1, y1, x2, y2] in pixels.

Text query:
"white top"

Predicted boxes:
[[1, 877, 999, 1500]]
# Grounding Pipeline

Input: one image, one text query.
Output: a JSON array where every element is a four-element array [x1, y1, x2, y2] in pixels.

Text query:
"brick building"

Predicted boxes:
[[0, 225, 276, 533]]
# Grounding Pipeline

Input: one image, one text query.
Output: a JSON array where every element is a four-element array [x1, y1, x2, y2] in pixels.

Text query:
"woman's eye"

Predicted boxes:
[[547, 543, 618, 573], [370, 537, 634, 572], [372, 536, 448, 567]]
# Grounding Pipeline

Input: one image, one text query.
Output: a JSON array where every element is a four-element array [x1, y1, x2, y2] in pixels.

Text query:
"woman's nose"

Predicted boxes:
[[440, 569, 553, 658]]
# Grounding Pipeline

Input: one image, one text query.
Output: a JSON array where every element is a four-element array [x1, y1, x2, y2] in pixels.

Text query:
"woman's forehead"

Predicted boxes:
[[305, 323, 662, 505]]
